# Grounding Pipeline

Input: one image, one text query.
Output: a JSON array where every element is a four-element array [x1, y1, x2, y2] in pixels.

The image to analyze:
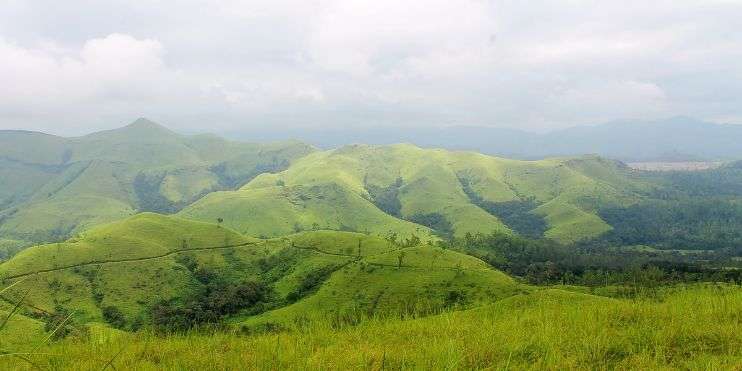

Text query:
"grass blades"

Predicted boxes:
[[1, 284, 740, 370]]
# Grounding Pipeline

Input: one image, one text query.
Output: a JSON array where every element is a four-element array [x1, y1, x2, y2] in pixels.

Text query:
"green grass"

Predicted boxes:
[[2, 285, 739, 370], [178, 183, 435, 240], [533, 199, 612, 243], [182, 144, 651, 243], [241, 241, 521, 330], [0, 213, 258, 321], [0, 239, 27, 262]]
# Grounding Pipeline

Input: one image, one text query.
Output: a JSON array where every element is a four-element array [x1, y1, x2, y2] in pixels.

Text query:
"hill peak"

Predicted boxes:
[[123, 118, 174, 133], [81, 118, 180, 142]]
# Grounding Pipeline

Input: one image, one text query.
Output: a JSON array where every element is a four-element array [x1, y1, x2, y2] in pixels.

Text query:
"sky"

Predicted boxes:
[[1, 0, 741, 135]]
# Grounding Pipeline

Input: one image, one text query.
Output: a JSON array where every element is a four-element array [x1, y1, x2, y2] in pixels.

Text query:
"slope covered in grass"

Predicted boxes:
[[240, 235, 520, 330], [0, 214, 516, 331], [0, 213, 260, 322], [0, 119, 314, 251], [179, 183, 434, 240], [182, 144, 651, 243], [4, 285, 739, 370]]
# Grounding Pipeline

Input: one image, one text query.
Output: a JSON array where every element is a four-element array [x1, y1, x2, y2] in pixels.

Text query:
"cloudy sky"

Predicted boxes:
[[1, 0, 741, 135]]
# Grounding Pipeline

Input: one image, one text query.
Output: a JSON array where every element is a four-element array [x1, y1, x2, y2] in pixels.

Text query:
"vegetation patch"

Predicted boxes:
[[598, 199, 742, 250], [459, 177, 547, 238], [408, 213, 453, 239], [365, 176, 403, 216]]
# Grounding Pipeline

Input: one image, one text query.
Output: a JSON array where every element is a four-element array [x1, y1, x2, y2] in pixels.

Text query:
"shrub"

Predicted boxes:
[[102, 305, 127, 329]]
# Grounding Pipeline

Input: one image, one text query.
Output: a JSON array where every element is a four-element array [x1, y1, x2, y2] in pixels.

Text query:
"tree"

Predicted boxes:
[[385, 231, 398, 247], [397, 251, 406, 269], [216, 217, 224, 226]]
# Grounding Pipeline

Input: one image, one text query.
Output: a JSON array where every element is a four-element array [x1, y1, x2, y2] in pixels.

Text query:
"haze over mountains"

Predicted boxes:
[[0, 118, 313, 252], [229, 116, 742, 162]]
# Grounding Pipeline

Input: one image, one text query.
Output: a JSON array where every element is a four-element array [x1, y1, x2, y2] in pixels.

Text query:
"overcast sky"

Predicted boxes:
[[1, 0, 741, 135]]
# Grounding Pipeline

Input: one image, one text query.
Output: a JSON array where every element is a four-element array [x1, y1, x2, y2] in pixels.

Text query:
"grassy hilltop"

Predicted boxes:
[[0, 119, 313, 250], [181, 144, 652, 243], [0, 213, 520, 334]]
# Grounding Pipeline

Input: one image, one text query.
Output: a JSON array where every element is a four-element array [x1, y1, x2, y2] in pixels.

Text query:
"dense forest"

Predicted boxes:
[[448, 232, 741, 289]]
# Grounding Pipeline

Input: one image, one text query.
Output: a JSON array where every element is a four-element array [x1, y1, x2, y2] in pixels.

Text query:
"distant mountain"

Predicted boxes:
[[227, 117, 742, 161], [0, 118, 314, 251]]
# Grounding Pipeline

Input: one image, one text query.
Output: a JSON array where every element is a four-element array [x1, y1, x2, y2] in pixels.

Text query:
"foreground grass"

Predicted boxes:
[[3, 285, 740, 370]]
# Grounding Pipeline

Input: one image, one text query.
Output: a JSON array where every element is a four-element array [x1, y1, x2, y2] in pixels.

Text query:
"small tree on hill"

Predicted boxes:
[[216, 217, 224, 226]]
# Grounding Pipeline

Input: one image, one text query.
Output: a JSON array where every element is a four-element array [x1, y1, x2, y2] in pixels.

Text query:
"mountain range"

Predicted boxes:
[[228, 116, 742, 161], [5, 117, 742, 259]]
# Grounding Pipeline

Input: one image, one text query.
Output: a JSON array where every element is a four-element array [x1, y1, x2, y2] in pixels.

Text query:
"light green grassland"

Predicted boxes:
[[3, 285, 740, 370], [181, 144, 650, 244], [0, 214, 258, 321], [241, 242, 521, 330], [178, 184, 435, 240]]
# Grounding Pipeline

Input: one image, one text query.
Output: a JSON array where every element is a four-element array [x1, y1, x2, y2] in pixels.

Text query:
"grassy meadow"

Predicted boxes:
[[1, 285, 740, 370]]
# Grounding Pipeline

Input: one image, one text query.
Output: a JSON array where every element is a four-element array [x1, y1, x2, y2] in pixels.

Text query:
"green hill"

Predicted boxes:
[[0, 213, 519, 330], [181, 144, 651, 243], [0, 119, 314, 253]]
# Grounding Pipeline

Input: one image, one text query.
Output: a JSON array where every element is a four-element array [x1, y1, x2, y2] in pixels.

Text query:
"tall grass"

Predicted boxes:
[[3, 284, 740, 370]]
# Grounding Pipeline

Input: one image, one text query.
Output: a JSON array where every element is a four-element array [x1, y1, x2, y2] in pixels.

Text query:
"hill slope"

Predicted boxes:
[[181, 144, 652, 243], [0, 214, 518, 329], [0, 119, 314, 252]]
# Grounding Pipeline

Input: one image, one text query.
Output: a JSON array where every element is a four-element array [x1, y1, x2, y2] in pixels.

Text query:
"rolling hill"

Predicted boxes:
[[0, 213, 520, 331], [0, 118, 314, 253], [181, 144, 653, 244]]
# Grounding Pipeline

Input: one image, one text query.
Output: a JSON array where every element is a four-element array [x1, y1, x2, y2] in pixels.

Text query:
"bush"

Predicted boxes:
[[102, 305, 127, 329], [151, 278, 271, 332]]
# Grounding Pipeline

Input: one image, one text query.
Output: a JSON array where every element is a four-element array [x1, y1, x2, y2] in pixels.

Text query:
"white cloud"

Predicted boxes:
[[0, 34, 171, 110], [0, 0, 741, 133]]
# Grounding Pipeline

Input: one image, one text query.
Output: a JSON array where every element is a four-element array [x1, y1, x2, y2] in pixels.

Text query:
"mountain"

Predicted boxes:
[[228, 117, 742, 161], [0, 118, 314, 252], [179, 144, 653, 244]]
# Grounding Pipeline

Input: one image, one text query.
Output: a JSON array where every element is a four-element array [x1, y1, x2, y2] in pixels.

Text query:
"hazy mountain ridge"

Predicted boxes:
[[228, 117, 742, 161]]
